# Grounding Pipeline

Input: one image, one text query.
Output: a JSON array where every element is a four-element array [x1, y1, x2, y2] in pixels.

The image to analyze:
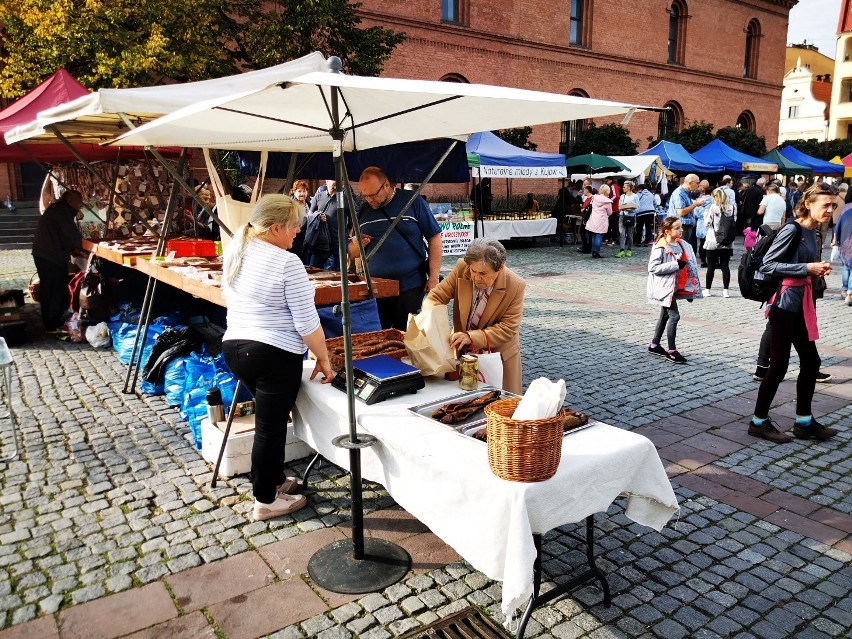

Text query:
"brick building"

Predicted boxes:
[[356, 0, 797, 156]]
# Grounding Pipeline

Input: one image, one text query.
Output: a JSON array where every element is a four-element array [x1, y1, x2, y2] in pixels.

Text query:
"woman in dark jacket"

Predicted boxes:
[[748, 183, 838, 443]]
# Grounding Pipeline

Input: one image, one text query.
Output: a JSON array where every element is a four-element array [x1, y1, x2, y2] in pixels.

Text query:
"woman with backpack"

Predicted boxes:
[[703, 187, 736, 297], [748, 182, 838, 443]]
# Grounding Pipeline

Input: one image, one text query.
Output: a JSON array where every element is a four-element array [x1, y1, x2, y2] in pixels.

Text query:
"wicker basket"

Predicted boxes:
[[484, 397, 563, 483], [326, 328, 407, 372], [27, 273, 41, 303]]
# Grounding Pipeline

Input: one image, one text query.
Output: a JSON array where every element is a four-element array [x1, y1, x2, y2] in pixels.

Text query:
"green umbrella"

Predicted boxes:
[[760, 149, 812, 176], [566, 152, 630, 174]]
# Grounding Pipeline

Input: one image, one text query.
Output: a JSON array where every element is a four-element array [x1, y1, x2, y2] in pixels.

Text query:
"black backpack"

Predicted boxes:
[[738, 223, 802, 302]]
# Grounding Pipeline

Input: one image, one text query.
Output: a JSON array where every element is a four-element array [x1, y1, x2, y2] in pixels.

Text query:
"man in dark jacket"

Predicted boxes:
[[742, 177, 766, 233], [32, 190, 84, 331]]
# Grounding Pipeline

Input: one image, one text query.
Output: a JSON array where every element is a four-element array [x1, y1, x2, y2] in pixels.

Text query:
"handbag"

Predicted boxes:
[[203, 148, 267, 252], [621, 213, 636, 227], [475, 331, 504, 390]]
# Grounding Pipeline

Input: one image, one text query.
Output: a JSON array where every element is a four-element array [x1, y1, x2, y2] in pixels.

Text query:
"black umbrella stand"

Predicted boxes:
[[307, 62, 410, 593]]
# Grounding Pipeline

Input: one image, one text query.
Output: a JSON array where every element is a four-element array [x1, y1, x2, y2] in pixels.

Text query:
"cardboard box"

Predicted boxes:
[[200, 415, 314, 478]]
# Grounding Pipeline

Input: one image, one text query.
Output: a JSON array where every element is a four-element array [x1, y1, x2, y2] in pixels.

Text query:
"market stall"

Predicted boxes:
[[640, 140, 724, 173], [106, 52, 673, 610], [692, 139, 778, 174], [779, 145, 845, 176]]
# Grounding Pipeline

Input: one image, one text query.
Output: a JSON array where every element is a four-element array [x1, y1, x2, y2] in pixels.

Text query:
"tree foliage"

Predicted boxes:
[[493, 127, 537, 151], [715, 126, 767, 157], [0, 0, 404, 97], [648, 120, 715, 153], [780, 138, 852, 160], [571, 123, 638, 156]]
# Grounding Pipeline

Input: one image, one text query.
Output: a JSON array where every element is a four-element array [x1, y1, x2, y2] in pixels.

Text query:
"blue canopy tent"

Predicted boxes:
[[466, 131, 566, 178], [779, 146, 845, 176], [640, 140, 723, 173], [237, 138, 470, 184], [693, 139, 777, 174]]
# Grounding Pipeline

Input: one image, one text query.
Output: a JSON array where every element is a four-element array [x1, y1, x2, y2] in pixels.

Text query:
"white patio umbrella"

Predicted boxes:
[[107, 55, 652, 595]]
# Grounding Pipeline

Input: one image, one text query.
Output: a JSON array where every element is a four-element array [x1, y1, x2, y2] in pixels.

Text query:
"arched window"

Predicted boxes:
[[743, 19, 761, 79], [569, 0, 592, 47], [658, 101, 684, 139], [440, 73, 469, 83], [667, 1, 687, 65], [561, 89, 590, 155], [736, 111, 756, 132]]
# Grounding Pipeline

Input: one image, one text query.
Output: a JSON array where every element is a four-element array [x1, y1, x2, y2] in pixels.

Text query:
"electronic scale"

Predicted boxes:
[[332, 355, 425, 405]]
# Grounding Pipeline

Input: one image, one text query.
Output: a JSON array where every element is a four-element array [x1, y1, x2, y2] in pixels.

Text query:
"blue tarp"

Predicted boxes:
[[779, 146, 845, 175], [465, 131, 565, 168], [238, 138, 470, 184], [640, 141, 723, 173], [693, 139, 778, 173]]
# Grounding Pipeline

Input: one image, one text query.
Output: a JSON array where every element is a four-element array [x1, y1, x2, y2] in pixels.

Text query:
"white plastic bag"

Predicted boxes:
[[830, 245, 840, 263], [477, 352, 504, 389], [85, 322, 111, 348]]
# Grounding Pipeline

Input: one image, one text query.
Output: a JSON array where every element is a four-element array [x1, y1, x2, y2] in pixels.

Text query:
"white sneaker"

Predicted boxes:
[[276, 477, 299, 495], [253, 494, 306, 521], [703, 289, 711, 297], [847, 294, 852, 307], [722, 290, 730, 298]]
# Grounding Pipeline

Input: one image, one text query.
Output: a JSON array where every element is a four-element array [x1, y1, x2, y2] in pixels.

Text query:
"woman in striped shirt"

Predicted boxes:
[[222, 195, 334, 522]]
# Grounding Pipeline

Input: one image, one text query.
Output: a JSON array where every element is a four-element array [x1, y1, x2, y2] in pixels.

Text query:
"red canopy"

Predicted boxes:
[[0, 69, 160, 162]]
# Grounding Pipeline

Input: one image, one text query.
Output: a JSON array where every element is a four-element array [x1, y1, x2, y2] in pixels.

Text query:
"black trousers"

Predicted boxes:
[[681, 224, 697, 253], [377, 286, 425, 330], [34, 256, 69, 330], [222, 340, 304, 504], [754, 306, 820, 418], [705, 249, 732, 289]]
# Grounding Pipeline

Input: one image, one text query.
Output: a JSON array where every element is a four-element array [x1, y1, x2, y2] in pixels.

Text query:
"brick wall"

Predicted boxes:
[[358, 0, 793, 152]]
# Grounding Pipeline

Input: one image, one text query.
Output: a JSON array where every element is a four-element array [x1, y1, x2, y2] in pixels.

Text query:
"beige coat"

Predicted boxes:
[[425, 259, 526, 394]]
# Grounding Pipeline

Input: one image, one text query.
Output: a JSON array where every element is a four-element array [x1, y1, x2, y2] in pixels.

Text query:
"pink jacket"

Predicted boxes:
[[585, 194, 612, 234]]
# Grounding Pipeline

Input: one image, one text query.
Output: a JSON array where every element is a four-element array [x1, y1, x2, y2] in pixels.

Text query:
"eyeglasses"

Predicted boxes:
[[361, 181, 387, 200]]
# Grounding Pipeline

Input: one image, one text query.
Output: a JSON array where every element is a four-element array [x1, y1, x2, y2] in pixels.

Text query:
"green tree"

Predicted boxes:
[[0, 0, 404, 97], [493, 127, 537, 151], [781, 138, 852, 160], [716, 126, 767, 157], [648, 120, 715, 153], [571, 123, 638, 156]]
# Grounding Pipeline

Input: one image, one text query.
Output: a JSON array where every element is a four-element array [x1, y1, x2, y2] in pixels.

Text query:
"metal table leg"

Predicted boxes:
[[516, 515, 611, 639], [0, 354, 18, 462]]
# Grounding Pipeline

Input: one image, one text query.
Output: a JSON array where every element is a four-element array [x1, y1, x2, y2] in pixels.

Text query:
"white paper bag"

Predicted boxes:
[[477, 352, 504, 389], [404, 305, 456, 376], [512, 377, 567, 420]]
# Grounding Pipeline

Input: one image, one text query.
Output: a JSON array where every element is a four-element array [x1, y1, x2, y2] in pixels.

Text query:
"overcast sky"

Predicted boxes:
[[788, 0, 843, 57]]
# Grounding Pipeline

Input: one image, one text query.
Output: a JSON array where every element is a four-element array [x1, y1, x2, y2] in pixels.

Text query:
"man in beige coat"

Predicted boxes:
[[424, 238, 526, 394]]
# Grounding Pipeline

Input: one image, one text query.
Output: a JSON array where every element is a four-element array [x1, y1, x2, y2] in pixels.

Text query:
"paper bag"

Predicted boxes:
[[404, 305, 456, 376], [477, 352, 504, 389]]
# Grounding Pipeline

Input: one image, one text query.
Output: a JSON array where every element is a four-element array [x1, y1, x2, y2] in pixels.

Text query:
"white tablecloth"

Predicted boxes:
[[482, 218, 557, 240], [293, 365, 678, 619]]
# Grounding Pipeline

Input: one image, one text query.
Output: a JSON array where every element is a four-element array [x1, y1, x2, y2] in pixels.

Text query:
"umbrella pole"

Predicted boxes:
[[308, 65, 410, 594]]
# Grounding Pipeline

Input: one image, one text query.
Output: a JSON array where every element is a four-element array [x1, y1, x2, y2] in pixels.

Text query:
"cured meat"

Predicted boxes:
[[431, 390, 501, 424]]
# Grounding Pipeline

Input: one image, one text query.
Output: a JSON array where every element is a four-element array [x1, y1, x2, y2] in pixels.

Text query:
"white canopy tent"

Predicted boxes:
[[570, 154, 672, 181], [4, 52, 328, 145], [106, 68, 646, 152]]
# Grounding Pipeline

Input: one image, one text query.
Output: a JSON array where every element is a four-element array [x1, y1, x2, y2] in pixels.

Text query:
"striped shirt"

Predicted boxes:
[[223, 238, 320, 354]]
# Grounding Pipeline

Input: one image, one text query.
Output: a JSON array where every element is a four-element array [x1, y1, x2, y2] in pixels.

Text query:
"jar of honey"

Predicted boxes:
[[459, 354, 479, 391]]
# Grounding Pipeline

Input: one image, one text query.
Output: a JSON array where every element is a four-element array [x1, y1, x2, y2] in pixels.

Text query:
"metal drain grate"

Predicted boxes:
[[400, 606, 510, 639]]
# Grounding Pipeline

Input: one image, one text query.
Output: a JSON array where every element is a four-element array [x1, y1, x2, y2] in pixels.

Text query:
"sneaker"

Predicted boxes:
[[752, 365, 768, 382], [626, 250, 632, 257], [648, 344, 667, 357], [815, 371, 833, 383], [616, 250, 626, 258], [703, 289, 712, 297], [665, 350, 687, 364], [847, 294, 852, 306], [276, 477, 299, 495], [841, 290, 847, 299], [793, 418, 838, 441], [722, 289, 730, 298], [253, 494, 307, 521], [748, 418, 793, 443]]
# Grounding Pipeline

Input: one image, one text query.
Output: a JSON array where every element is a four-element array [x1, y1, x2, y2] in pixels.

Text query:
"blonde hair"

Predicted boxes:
[[598, 183, 611, 197], [712, 187, 729, 209], [222, 195, 305, 288]]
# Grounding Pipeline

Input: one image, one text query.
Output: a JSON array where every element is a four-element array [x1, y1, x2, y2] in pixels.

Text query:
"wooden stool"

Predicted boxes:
[[0, 337, 18, 461]]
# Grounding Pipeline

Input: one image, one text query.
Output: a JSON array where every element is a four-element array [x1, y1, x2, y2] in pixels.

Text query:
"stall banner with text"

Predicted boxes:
[[439, 221, 474, 255], [472, 165, 567, 179]]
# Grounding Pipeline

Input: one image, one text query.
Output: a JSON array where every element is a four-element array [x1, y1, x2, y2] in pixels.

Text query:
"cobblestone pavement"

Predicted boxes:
[[0, 242, 850, 639]]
